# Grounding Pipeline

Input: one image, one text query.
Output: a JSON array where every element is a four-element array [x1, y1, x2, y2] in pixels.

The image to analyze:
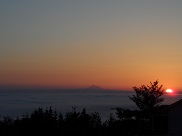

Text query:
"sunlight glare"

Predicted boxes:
[[166, 89, 173, 93]]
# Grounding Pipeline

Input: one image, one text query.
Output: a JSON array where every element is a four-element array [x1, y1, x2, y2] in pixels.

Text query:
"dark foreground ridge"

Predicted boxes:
[[1, 80, 180, 136], [0, 106, 168, 136]]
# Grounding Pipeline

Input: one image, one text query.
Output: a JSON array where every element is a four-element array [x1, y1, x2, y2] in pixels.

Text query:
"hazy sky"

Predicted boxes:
[[1, 0, 182, 90]]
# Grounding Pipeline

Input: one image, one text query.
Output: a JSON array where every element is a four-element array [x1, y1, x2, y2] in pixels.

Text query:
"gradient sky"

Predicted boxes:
[[1, 0, 182, 90]]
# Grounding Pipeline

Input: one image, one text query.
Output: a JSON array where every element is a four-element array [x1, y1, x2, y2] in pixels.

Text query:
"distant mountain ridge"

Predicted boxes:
[[87, 85, 104, 90]]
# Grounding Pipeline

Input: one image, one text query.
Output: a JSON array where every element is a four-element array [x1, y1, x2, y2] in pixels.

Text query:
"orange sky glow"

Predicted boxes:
[[0, 1, 182, 91]]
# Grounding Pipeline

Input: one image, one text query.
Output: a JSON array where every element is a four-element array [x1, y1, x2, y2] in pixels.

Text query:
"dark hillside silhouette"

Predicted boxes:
[[0, 105, 169, 136], [0, 81, 170, 136]]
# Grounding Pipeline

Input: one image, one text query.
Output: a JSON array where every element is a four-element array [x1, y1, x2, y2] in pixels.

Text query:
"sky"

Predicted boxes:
[[0, 0, 182, 90]]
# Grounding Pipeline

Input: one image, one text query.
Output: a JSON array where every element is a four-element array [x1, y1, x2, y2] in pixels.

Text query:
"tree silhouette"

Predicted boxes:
[[129, 80, 164, 111]]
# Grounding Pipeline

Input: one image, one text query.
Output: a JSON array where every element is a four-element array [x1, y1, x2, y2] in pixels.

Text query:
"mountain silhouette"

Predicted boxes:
[[87, 85, 103, 91]]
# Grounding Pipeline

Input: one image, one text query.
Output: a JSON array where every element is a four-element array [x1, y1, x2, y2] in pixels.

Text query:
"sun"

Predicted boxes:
[[166, 89, 173, 93]]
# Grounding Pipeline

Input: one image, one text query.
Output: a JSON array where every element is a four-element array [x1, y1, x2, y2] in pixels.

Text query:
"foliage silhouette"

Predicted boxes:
[[0, 105, 168, 136], [0, 80, 169, 136], [129, 80, 164, 111]]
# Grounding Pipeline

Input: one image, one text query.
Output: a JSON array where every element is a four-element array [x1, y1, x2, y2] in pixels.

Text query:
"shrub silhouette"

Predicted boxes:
[[0, 106, 167, 136], [129, 80, 164, 111], [0, 81, 168, 136]]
